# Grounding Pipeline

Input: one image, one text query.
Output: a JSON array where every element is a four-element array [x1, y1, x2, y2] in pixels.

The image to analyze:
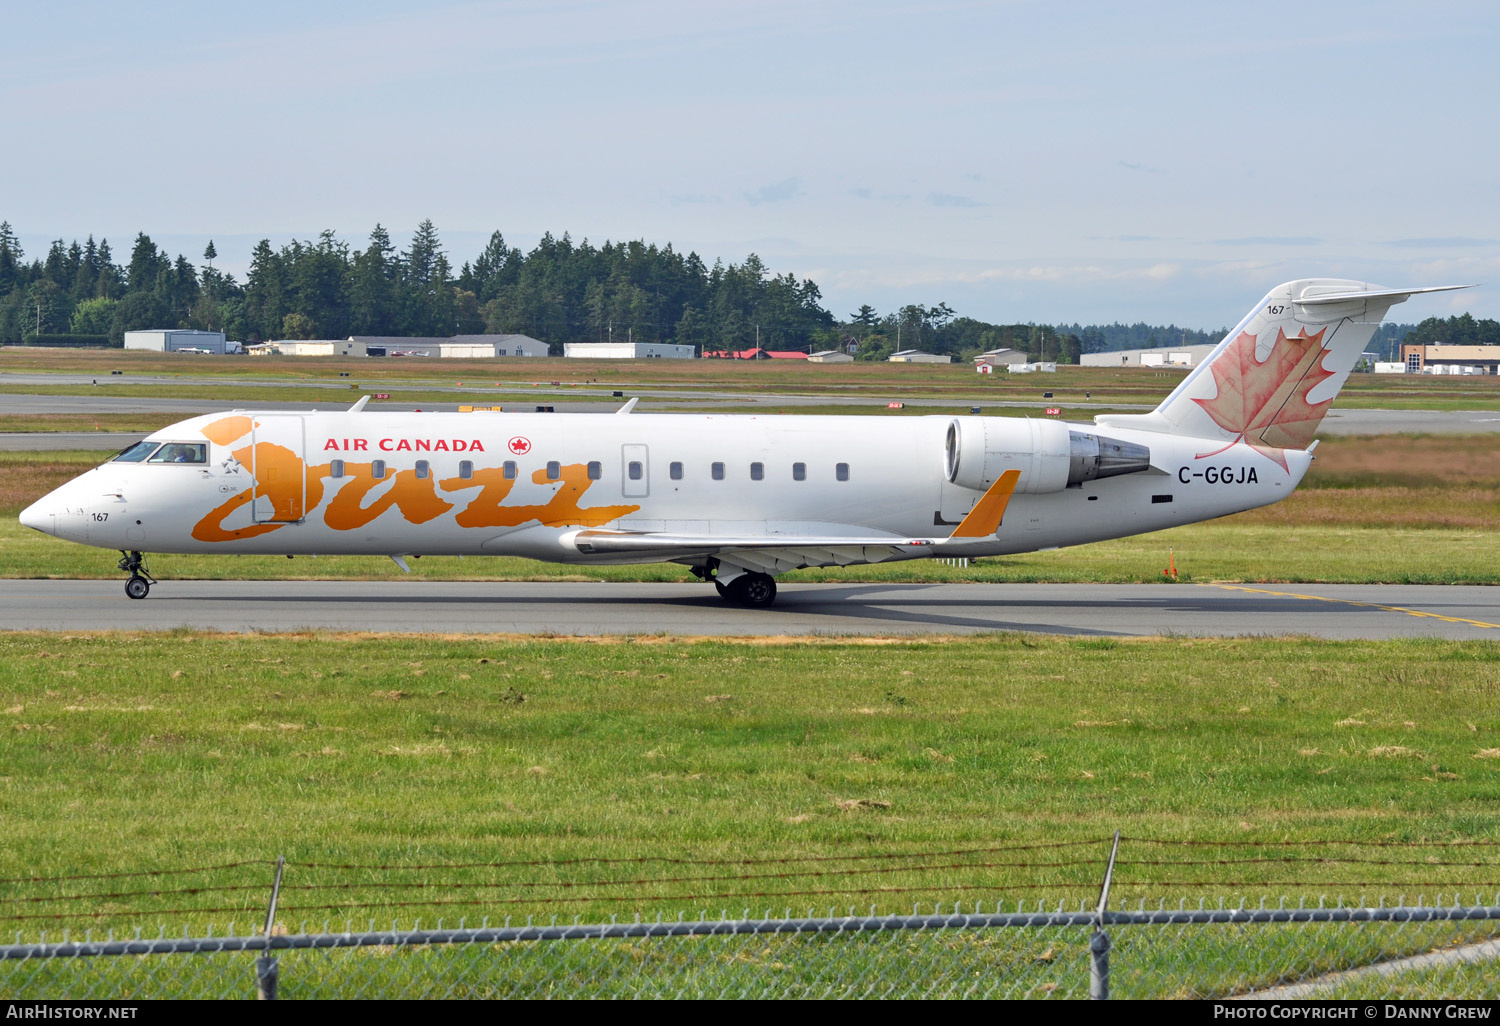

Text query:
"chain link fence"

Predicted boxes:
[[5, 899, 1500, 999]]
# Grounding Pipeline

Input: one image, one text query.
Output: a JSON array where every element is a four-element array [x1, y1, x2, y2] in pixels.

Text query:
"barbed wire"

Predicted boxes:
[[1117, 857, 1500, 868], [0, 861, 274, 886], [0, 856, 1107, 909], [1124, 837, 1500, 848], [6, 836, 1499, 927], [290, 838, 1108, 872]]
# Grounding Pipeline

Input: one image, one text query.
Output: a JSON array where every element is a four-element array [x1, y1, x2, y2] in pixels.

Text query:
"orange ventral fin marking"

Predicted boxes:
[[950, 469, 1021, 538], [200, 415, 256, 447], [323, 464, 453, 530], [1191, 328, 1333, 470]]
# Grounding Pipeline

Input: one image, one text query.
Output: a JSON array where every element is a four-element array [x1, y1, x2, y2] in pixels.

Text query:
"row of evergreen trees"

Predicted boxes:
[[1, 219, 1465, 359], [0, 221, 834, 352]]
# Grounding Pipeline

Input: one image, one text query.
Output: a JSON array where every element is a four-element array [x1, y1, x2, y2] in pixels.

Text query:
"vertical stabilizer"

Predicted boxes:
[[1096, 280, 1467, 462]]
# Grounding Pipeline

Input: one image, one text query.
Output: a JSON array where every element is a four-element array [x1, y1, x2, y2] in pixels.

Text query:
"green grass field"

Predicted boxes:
[[2, 632, 1499, 937]]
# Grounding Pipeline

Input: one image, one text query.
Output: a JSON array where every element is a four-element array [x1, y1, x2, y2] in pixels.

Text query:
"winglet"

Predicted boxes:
[[349, 395, 371, 413], [950, 470, 1021, 538], [616, 397, 639, 414]]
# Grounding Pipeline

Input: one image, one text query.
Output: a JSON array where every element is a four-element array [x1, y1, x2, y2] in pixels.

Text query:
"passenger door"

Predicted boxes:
[[251, 415, 307, 523]]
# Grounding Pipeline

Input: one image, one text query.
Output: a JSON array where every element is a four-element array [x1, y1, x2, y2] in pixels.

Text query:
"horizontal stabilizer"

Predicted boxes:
[[1293, 284, 1471, 306]]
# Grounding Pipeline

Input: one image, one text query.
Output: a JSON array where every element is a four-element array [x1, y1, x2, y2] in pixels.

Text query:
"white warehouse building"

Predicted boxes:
[[1080, 343, 1217, 368], [563, 342, 696, 359], [124, 329, 229, 354]]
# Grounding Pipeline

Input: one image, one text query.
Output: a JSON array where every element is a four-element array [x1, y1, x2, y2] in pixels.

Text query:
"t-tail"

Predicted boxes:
[[1096, 279, 1469, 466]]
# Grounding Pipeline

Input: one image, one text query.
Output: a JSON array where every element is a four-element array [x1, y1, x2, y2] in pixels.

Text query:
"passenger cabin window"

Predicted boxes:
[[750, 462, 764, 481], [503, 461, 517, 480], [112, 441, 160, 463], [372, 460, 387, 479], [587, 461, 602, 480], [792, 462, 806, 481], [669, 462, 683, 481], [330, 460, 345, 479], [147, 442, 207, 464], [628, 461, 643, 481], [415, 460, 430, 480], [459, 460, 474, 480], [711, 462, 725, 481], [836, 463, 850, 482], [546, 461, 561, 481]]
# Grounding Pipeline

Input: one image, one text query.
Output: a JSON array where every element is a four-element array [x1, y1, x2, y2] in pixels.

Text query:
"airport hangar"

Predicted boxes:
[[261, 334, 547, 358]]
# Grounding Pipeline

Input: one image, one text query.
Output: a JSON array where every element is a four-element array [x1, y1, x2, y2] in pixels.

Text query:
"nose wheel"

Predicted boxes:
[[117, 550, 156, 600]]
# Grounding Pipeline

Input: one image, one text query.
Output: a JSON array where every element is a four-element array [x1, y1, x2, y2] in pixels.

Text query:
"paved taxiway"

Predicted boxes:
[[2, 390, 1496, 451], [2, 581, 1495, 639]]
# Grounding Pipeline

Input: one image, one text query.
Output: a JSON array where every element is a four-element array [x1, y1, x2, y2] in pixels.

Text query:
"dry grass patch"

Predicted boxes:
[[834, 798, 891, 812]]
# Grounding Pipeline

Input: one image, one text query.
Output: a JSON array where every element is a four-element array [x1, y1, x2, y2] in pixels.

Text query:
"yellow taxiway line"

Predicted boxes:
[[1200, 583, 1500, 631]]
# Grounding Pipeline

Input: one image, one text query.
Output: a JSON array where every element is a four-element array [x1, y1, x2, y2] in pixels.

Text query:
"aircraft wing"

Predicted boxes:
[[568, 528, 943, 575], [566, 468, 1023, 573]]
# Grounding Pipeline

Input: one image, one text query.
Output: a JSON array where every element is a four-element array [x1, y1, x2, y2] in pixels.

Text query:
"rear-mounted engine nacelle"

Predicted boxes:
[[945, 417, 1151, 493]]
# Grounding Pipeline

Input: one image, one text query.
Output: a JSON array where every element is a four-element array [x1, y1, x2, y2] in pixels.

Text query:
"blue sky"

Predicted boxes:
[[3, 0, 1496, 327]]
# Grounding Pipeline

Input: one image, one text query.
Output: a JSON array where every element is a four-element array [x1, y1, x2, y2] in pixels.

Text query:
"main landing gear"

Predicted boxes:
[[117, 550, 156, 600], [714, 572, 778, 608]]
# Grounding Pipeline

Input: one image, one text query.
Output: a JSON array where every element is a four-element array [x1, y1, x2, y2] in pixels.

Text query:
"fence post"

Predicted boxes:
[[1090, 832, 1121, 1000], [255, 856, 285, 1000]]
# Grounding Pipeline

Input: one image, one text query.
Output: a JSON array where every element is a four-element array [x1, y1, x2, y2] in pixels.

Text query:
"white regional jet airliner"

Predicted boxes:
[[19, 279, 1464, 606]]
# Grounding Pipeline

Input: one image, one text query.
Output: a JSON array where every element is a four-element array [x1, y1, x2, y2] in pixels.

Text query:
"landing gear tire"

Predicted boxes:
[[719, 573, 777, 608], [117, 550, 156, 599]]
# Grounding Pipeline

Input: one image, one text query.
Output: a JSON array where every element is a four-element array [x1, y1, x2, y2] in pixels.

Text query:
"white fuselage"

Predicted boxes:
[[21, 409, 1310, 567]]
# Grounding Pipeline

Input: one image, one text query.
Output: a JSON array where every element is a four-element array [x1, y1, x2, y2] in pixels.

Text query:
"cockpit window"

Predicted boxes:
[[112, 441, 160, 463], [146, 442, 208, 464]]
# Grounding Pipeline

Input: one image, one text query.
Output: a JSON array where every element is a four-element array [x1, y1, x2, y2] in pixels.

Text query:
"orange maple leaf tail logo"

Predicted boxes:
[[1190, 327, 1333, 470]]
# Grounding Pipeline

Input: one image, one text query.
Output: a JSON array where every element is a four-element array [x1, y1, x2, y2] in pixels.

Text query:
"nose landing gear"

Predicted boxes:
[[117, 550, 156, 600]]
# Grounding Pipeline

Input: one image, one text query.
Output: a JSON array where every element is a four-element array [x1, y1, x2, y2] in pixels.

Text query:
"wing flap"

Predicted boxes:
[[570, 530, 930, 556]]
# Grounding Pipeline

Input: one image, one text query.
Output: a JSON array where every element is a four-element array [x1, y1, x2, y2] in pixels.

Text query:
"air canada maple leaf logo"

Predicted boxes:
[[1191, 327, 1333, 470]]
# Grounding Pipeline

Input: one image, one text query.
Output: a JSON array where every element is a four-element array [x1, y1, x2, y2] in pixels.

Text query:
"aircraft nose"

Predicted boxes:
[[19, 498, 55, 536]]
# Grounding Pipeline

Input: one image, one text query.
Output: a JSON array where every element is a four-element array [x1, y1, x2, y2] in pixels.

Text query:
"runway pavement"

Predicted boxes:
[[1, 580, 1495, 639]]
